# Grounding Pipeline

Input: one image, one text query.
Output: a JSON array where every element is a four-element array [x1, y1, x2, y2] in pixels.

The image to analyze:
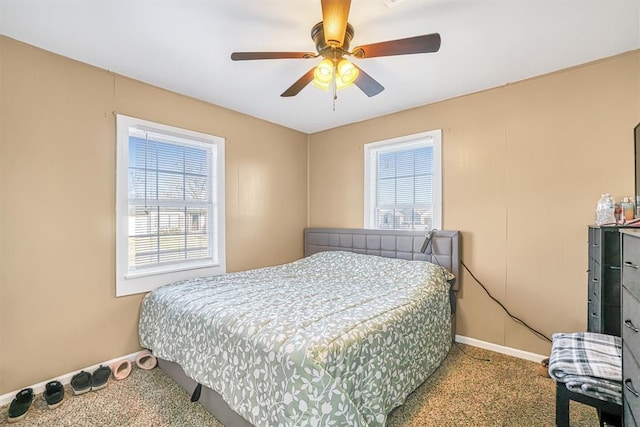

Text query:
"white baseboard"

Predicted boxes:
[[0, 351, 143, 407], [455, 335, 548, 363]]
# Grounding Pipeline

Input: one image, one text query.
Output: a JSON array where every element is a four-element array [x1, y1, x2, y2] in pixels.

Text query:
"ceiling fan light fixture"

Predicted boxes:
[[313, 59, 333, 90], [336, 59, 359, 86], [313, 58, 360, 91], [314, 59, 333, 81], [231, 0, 439, 99]]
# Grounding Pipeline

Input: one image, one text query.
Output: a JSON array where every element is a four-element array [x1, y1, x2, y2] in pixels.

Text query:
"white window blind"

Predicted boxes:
[[128, 129, 216, 269], [364, 130, 442, 231], [116, 115, 225, 297]]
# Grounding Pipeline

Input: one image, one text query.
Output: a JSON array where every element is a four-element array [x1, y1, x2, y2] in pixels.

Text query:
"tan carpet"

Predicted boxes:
[[0, 344, 599, 426]]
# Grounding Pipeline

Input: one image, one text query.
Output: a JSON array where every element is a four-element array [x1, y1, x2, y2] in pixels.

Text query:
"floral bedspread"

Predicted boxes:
[[138, 251, 453, 426]]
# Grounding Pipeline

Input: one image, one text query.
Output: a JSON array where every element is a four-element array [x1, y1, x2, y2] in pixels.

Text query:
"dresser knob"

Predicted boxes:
[[625, 320, 639, 332], [624, 261, 639, 269], [625, 378, 639, 397]]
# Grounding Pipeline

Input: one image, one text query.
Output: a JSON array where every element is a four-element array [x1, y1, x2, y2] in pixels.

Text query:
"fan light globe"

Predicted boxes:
[[336, 59, 359, 88], [313, 59, 333, 90], [312, 79, 330, 91], [314, 59, 333, 82], [313, 58, 359, 91]]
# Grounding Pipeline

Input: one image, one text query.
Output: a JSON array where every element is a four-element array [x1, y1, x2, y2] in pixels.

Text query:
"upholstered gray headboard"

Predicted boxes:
[[304, 228, 461, 291]]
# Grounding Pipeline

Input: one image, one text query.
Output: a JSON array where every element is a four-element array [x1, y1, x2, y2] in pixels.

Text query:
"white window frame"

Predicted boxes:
[[115, 114, 226, 297], [364, 129, 442, 230]]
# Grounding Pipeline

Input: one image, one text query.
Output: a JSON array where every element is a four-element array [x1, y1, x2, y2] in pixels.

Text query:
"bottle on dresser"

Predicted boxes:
[[622, 197, 635, 222], [596, 193, 616, 226]]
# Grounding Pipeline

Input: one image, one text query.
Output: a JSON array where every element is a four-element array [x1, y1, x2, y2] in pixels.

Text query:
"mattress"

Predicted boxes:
[[138, 251, 453, 426]]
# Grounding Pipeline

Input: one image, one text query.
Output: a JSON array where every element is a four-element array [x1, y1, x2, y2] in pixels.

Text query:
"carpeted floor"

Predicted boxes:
[[0, 344, 600, 426]]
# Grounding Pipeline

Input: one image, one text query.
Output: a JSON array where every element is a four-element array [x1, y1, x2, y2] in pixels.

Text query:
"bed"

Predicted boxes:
[[138, 227, 460, 426]]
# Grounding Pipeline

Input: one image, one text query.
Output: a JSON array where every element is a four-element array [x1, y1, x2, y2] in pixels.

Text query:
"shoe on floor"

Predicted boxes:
[[43, 380, 65, 409], [135, 350, 157, 370], [91, 365, 111, 391], [7, 388, 34, 423], [112, 359, 132, 381], [70, 371, 91, 395]]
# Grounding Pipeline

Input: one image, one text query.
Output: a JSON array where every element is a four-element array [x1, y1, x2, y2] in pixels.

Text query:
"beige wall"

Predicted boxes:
[[0, 37, 308, 394], [309, 51, 640, 356], [2, 33, 639, 396]]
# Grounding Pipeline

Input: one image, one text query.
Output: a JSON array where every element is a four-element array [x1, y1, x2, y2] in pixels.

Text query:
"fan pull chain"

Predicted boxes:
[[332, 62, 337, 111]]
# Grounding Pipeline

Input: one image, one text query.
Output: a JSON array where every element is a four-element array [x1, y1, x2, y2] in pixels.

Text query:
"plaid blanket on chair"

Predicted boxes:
[[548, 332, 622, 405]]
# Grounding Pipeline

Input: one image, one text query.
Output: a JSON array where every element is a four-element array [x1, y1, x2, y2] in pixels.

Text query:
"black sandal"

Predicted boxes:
[[91, 365, 112, 391], [7, 388, 33, 423], [43, 380, 65, 409], [70, 371, 91, 395]]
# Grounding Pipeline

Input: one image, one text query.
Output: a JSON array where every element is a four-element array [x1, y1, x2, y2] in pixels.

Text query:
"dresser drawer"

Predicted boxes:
[[625, 395, 637, 427], [590, 227, 602, 248], [624, 342, 640, 423], [623, 233, 640, 298], [623, 261, 640, 301], [591, 260, 602, 295], [623, 287, 640, 362], [588, 306, 601, 333], [588, 297, 601, 332], [624, 233, 640, 261], [588, 291, 601, 309]]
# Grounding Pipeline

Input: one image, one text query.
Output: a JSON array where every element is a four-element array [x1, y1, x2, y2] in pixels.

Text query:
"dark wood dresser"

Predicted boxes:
[[620, 229, 640, 425], [588, 226, 622, 336]]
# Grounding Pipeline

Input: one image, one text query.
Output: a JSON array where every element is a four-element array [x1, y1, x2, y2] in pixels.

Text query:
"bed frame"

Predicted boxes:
[[158, 227, 461, 427]]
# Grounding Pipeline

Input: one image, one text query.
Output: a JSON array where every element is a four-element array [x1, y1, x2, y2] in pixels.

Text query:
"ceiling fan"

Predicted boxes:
[[230, 0, 441, 98]]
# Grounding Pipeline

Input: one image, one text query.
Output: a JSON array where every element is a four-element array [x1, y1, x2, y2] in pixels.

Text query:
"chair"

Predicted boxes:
[[555, 381, 621, 426], [549, 332, 622, 427]]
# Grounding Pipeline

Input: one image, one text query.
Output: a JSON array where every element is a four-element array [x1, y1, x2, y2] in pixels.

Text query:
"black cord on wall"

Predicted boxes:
[[423, 233, 552, 344], [460, 260, 552, 343]]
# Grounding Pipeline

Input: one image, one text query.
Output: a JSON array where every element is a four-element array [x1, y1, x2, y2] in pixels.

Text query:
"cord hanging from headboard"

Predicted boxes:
[[420, 229, 436, 253]]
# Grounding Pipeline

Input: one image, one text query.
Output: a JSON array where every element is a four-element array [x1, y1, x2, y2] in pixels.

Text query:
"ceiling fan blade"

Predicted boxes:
[[231, 52, 315, 61], [353, 33, 441, 58], [352, 64, 384, 97], [281, 67, 316, 97], [321, 0, 351, 47]]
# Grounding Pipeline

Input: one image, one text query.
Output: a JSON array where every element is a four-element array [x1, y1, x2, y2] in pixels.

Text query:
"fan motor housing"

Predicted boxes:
[[311, 22, 354, 56]]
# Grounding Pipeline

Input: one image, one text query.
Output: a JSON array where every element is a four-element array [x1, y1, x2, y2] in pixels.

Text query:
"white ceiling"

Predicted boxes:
[[1, 0, 639, 134]]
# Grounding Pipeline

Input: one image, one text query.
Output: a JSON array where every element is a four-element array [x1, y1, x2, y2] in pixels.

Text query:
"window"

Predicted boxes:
[[364, 130, 442, 231], [116, 115, 225, 297]]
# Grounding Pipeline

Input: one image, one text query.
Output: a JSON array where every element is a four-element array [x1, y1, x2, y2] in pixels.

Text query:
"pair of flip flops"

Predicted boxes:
[[111, 359, 132, 381], [110, 350, 157, 381], [135, 350, 157, 371], [70, 365, 111, 395], [7, 381, 64, 423]]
